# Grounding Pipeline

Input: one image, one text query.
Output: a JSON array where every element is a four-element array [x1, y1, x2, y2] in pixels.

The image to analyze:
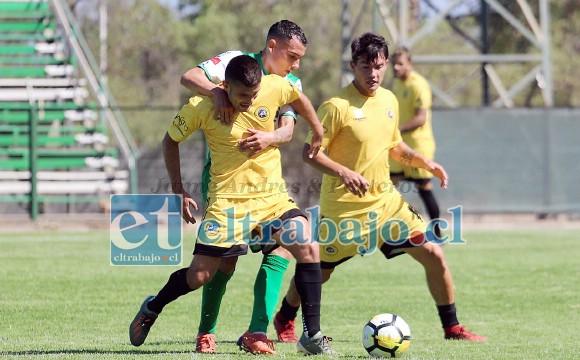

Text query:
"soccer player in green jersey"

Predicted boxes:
[[389, 46, 441, 237], [129, 55, 335, 355], [274, 32, 487, 342], [180, 20, 306, 352]]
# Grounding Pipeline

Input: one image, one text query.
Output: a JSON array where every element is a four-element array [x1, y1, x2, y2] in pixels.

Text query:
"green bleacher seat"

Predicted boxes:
[[0, 33, 60, 42], [0, 10, 52, 20], [0, 56, 67, 65], [0, 147, 118, 171], [0, 67, 47, 77], [0, 2, 50, 12], [0, 21, 55, 33], [0, 44, 39, 55], [0, 101, 96, 110]]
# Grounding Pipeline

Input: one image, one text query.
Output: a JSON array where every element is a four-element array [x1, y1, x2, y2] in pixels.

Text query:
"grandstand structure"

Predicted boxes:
[[340, 0, 553, 108], [0, 0, 138, 220]]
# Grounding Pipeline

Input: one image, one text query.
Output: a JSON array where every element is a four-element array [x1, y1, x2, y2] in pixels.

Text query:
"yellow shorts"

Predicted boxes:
[[196, 192, 300, 253], [318, 193, 427, 264], [389, 144, 435, 180]]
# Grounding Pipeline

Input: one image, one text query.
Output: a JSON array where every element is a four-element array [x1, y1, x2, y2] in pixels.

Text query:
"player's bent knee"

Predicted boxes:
[[186, 268, 214, 290], [270, 246, 293, 260], [286, 242, 320, 263]]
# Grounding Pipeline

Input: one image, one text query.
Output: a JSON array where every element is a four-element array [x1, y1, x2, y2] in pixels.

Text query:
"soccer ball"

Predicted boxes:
[[362, 313, 411, 358]]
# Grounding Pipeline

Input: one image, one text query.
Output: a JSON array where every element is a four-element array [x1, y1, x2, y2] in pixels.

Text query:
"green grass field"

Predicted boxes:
[[1, 229, 579, 359]]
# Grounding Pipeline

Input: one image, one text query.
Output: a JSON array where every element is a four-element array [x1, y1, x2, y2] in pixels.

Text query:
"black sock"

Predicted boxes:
[[437, 303, 459, 328], [294, 262, 322, 337], [419, 189, 441, 237], [147, 267, 193, 314], [280, 297, 299, 321]]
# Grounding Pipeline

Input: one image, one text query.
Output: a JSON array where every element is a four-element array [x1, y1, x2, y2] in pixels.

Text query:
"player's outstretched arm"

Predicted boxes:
[[301, 144, 370, 197], [180, 67, 234, 124], [289, 92, 323, 158], [389, 141, 448, 189], [162, 132, 198, 223]]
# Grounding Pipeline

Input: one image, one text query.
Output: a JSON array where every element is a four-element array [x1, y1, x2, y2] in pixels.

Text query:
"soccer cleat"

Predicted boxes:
[[297, 331, 336, 355], [195, 333, 216, 353], [239, 331, 276, 355], [129, 296, 158, 346], [444, 324, 488, 341], [273, 312, 299, 342]]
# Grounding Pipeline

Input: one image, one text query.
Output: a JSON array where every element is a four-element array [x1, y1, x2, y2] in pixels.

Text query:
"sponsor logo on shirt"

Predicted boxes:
[[211, 57, 221, 65], [387, 109, 394, 119], [353, 108, 366, 121], [172, 114, 187, 136]]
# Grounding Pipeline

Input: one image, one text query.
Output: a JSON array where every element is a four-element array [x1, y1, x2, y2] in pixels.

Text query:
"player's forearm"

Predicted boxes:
[[399, 109, 427, 133], [180, 67, 219, 96], [162, 133, 185, 193], [302, 144, 347, 177], [390, 141, 433, 169], [271, 117, 295, 145], [289, 93, 324, 136]]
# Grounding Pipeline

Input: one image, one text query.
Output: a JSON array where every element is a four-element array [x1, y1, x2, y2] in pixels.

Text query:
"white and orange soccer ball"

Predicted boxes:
[[362, 313, 412, 358]]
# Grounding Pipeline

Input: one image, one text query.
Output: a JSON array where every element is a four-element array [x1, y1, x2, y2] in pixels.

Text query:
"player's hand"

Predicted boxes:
[[306, 129, 323, 158], [426, 162, 448, 189], [210, 87, 234, 125], [180, 190, 198, 224], [238, 129, 275, 157], [340, 168, 370, 197]]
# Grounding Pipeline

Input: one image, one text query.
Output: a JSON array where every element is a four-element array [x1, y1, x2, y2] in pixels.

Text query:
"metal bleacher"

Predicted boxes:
[[0, 0, 138, 218]]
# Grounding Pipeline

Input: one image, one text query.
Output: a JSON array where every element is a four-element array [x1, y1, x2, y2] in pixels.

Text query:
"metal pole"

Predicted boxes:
[[340, 0, 353, 87], [26, 82, 38, 221], [539, 0, 553, 106], [99, 0, 107, 80], [481, 0, 490, 106]]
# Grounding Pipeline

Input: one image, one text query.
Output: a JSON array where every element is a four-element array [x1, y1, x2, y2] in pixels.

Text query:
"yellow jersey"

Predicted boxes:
[[168, 75, 301, 199], [391, 70, 434, 149], [307, 83, 402, 217]]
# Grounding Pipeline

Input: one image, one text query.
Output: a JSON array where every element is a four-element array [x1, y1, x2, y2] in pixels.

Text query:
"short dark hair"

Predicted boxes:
[[351, 32, 389, 64], [225, 55, 262, 87], [391, 46, 412, 62], [267, 20, 308, 46]]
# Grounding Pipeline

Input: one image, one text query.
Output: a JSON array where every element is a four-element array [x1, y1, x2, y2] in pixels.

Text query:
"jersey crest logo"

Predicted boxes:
[[387, 110, 394, 119], [210, 57, 221, 65], [324, 246, 337, 255], [255, 106, 270, 121]]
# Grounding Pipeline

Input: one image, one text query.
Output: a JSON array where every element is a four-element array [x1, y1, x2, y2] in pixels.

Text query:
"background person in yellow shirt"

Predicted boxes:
[[390, 47, 441, 237], [129, 55, 334, 355], [275, 33, 486, 342]]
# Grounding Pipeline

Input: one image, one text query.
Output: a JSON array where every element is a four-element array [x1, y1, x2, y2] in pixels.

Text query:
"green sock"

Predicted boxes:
[[247, 254, 290, 333], [197, 270, 233, 334]]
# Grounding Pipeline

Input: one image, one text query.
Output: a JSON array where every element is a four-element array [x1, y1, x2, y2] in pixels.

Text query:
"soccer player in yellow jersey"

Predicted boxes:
[[180, 21, 308, 351], [129, 55, 335, 355], [390, 46, 441, 237], [274, 33, 487, 342]]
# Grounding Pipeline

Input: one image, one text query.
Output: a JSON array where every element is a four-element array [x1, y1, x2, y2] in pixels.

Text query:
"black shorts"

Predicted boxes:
[[320, 235, 420, 269]]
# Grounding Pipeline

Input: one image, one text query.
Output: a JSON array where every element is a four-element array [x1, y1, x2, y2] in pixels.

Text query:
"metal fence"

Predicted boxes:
[[417, 108, 580, 214]]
